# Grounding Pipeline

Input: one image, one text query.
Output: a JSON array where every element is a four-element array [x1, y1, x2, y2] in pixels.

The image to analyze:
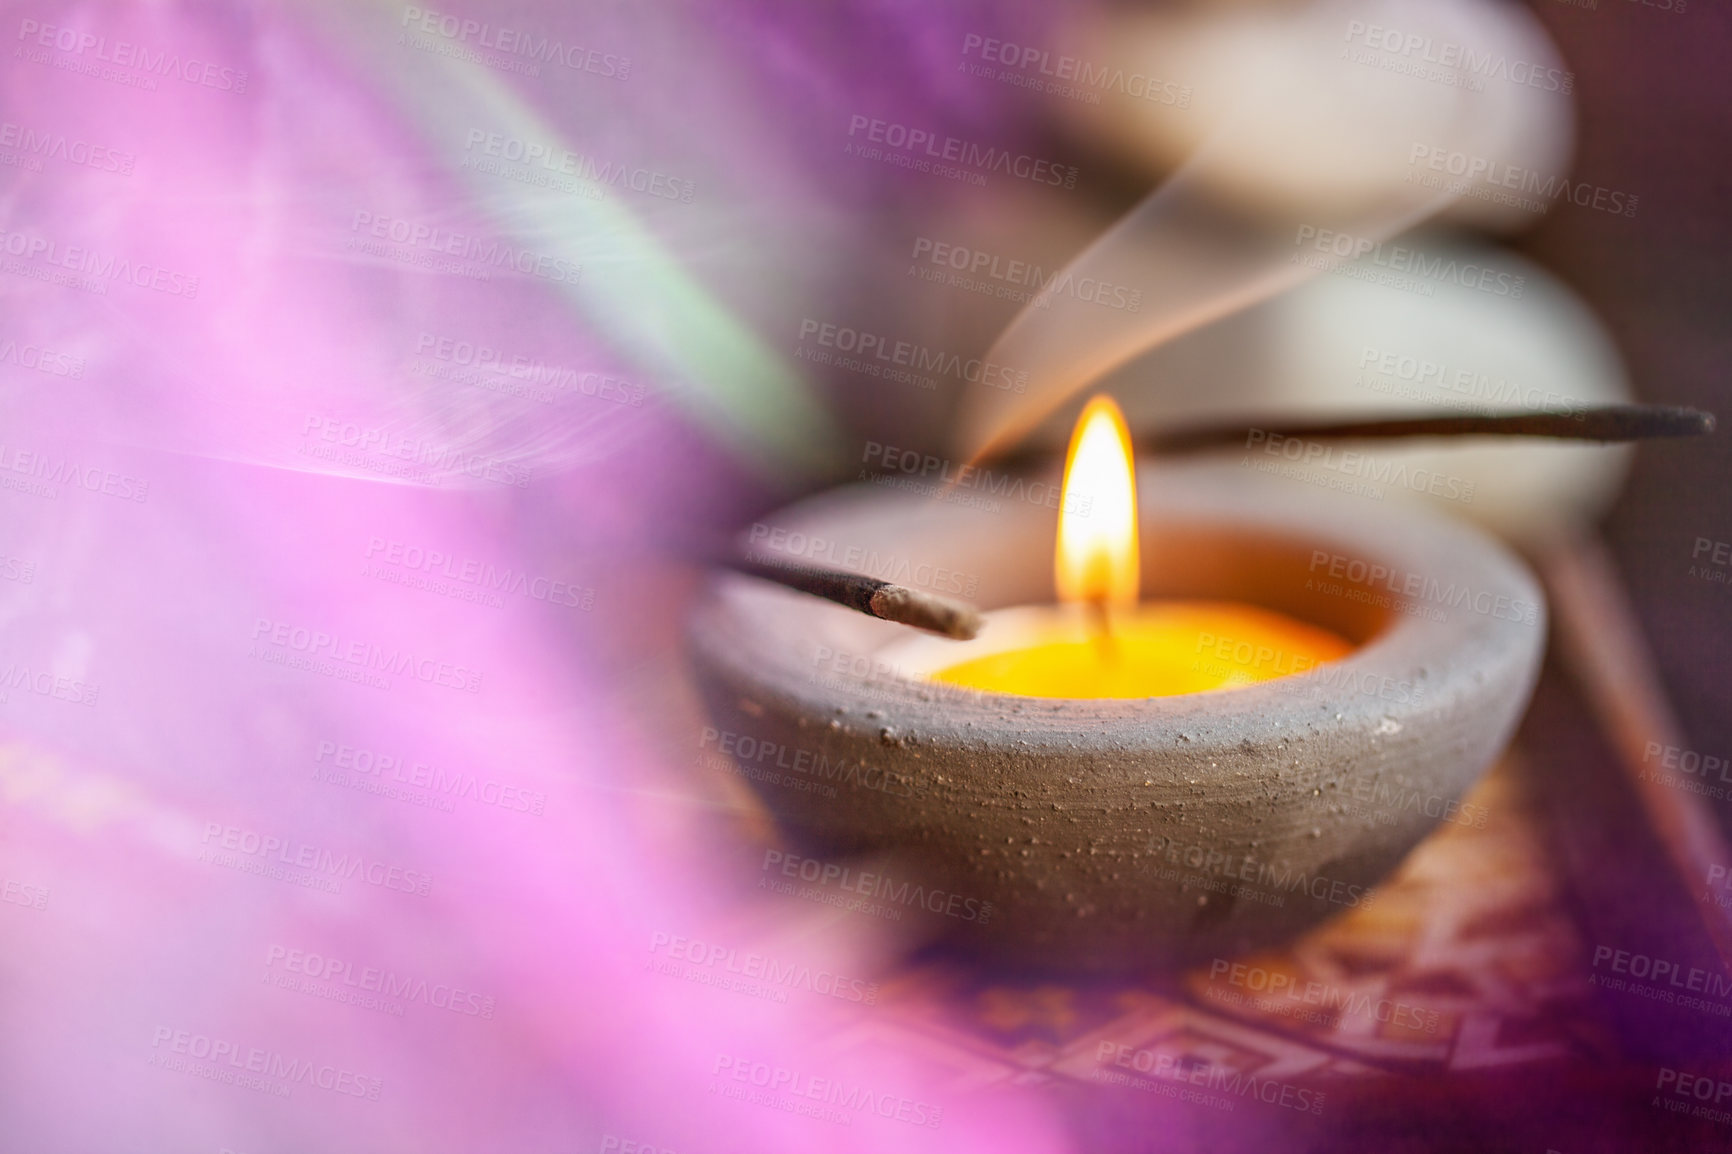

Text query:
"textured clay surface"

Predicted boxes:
[[687, 462, 1546, 974]]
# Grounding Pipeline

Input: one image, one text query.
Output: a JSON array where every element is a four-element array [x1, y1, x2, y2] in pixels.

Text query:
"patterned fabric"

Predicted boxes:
[[823, 754, 1615, 1099]]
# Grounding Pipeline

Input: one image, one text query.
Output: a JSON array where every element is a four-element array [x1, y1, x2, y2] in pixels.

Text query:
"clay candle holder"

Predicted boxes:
[[687, 459, 1545, 973]]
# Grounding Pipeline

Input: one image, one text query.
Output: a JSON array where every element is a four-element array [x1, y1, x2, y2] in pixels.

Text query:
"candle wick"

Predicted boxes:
[[1088, 597, 1119, 666]]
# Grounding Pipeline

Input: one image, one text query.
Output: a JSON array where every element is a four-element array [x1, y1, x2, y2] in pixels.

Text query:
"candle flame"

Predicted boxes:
[[1056, 395, 1139, 607]]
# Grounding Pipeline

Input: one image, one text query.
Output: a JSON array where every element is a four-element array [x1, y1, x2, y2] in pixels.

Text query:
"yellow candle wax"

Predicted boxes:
[[929, 601, 1351, 699], [922, 393, 1350, 699]]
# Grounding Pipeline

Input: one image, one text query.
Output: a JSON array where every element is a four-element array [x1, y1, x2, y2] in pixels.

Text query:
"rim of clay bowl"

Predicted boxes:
[[691, 460, 1545, 743]]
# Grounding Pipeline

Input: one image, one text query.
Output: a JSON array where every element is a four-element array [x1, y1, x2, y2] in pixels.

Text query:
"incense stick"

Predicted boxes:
[[731, 404, 1711, 637], [1537, 530, 1732, 971], [977, 404, 1713, 470], [1144, 404, 1714, 454], [724, 556, 982, 640]]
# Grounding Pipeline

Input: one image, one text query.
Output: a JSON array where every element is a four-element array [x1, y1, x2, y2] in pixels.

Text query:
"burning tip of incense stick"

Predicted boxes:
[[868, 584, 983, 640], [724, 556, 983, 639]]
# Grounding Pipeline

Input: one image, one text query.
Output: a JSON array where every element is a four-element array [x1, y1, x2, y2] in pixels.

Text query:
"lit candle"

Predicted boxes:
[[931, 396, 1350, 698]]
